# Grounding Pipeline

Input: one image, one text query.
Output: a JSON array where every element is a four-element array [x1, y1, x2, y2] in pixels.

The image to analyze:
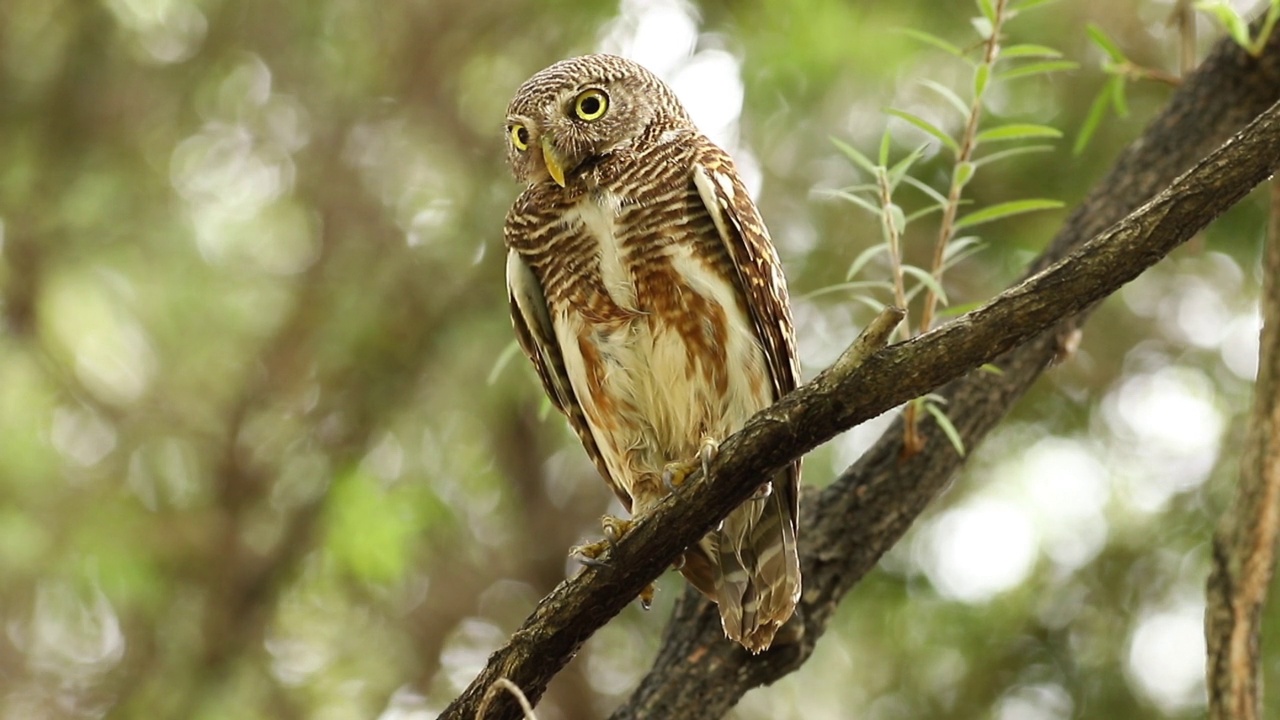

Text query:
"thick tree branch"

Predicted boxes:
[[1206, 177, 1280, 720], [445, 67, 1280, 720], [614, 26, 1280, 720]]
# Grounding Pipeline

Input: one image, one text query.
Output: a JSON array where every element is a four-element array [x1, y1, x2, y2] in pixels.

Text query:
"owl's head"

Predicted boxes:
[[505, 54, 690, 188]]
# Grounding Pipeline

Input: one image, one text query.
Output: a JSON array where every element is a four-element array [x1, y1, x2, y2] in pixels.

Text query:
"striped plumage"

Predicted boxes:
[[503, 54, 800, 653]]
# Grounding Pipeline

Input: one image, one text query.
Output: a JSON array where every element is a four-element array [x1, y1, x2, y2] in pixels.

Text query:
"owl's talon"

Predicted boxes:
[[639, 583, 655, 610], [601, 515, 635, 545], [663, 436, 721, 492], [698, 435, 720, 480], [570, 541, 611, 568]]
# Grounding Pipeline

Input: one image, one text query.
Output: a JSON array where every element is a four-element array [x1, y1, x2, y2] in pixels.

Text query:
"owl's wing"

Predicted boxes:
[[692, 145, 801, 514], [505, 247, 628, 511]]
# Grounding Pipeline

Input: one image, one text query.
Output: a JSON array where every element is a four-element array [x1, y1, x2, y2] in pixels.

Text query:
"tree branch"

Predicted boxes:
[[612, 25, 1280, 720], [1206, 176, 1280, 720], [445, 49, 1280, 718]]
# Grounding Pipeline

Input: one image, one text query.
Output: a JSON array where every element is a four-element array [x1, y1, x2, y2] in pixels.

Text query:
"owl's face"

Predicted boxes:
[[505, 55, 686, 188]]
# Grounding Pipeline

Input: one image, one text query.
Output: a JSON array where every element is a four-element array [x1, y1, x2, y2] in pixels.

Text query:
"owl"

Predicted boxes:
[[503, 54, 801, 653]]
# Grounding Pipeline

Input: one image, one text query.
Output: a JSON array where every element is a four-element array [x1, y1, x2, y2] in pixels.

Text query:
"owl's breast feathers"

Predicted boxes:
[[507, 137, 772, 510]]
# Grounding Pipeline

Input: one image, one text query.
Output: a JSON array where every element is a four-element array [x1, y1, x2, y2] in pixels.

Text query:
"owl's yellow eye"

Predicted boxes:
[[573, 90, 609, 121], [510, 124, 530, 151]]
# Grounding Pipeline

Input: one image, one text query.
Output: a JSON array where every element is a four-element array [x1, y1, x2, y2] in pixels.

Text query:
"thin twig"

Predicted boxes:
[[478, 679, 539, 720]]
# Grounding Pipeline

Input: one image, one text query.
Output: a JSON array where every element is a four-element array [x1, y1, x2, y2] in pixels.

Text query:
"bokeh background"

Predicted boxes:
[[0, 0, 1274, 718]]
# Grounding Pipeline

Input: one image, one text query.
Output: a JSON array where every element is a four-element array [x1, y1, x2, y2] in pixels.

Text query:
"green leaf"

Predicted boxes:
[[830, 190, 882, 217], [941, 238, 986, 271], [802, 280, 897, 300], [971, 16, 995, 41], [943, 236, 984, 260], [1012, 0, 1060, 10], [1073, 86, 1112, 155], [973, 63, 991, 99], [846, 242, 892, 279], [905, 204, 945, 224], [886, 143, 929, 190], [886, 108, 960, 153], [897, 28, 964, 57], [998, 60, 1080, 81], [878, 129, 892, 167], [848, 294, 894, 315], [1085, 23, 1127, 63], [973, 143, 1054, 168], [923, 401, 967, 456], [980, 362, 1005, 375], [1196, 2, 1252, 48], [919, 79, 970, 119], [1108, 74, 1129, 118], [901, 264, 948, 305], [953, 161, 975, 190], [955, 198, 1064, 229], [1001, 43, 1064, 59], [976, 0, 997, 23], [830, 136, 877, 175], [886, 203, 907, 234], [902, 175, 949, 207], [975, 123, 1063, 143]]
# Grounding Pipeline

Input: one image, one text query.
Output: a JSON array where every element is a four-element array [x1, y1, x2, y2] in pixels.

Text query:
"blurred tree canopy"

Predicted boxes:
[[1, 1, 1276, 719]]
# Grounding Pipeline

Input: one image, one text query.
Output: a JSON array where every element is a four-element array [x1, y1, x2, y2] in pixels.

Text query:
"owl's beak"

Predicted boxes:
[[540, 136, 567, 187]]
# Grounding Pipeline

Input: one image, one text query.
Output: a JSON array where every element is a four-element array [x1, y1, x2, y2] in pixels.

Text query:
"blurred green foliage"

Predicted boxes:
[[0, 0, 1274, 718]]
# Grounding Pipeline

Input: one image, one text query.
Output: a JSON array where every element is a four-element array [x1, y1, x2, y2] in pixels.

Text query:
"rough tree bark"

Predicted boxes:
[[444, 26, 1280, 720], [1206, 175, 1280, 720]]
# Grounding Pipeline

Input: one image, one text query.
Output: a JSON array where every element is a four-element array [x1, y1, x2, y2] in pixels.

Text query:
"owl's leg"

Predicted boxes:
[[662, 435, 720, 491], [569, 516, 656, 608]]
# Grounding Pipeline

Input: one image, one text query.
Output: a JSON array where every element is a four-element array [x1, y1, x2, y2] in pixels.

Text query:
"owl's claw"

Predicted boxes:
[[570, 515, 638, 567], [570, 541, 611, 568], [569, 515, 654, 608], [663, 436, 721, 492]]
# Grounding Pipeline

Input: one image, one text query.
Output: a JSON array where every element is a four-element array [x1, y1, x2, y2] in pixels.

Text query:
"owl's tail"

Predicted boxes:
[[682, 478, 801, 654]]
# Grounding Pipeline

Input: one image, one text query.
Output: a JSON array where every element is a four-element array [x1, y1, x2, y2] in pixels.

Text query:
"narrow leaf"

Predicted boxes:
[[878, 129, 892, 167], [801, 280, 897, 300], [1196, 2, 1251, 48], [943, 236, 984, 260], [1108, 74, 1129, 118], [886, 108, 960, 153], [1085, 23, 1127, 63], [902, 175, 949, 207], [830, 190, 882, 217], [845, 242, 892, 280], [1012, 0, 1060, 10], [886, 143, 929, 190], [998, 60, 1080, 81], [900, 264, 948, 305], [897, 28, 964, 57], [919, 79, 970, 119], [955, 198, 1064, 229], [980, 363, 1005, 375], [830, 136, 877, 175], [976, 123, 1063, 143], [1001, 43, 1064, 59], [973, 143, 1054, 168], [887, 203, 907, 234], [1073, 87, 1111, 155], [923, 401, 967, 456], [976, 0, 997, 23], [953, 161, 976, 190], [905, 204, 945, 224], [973, 63, 991, 99]]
